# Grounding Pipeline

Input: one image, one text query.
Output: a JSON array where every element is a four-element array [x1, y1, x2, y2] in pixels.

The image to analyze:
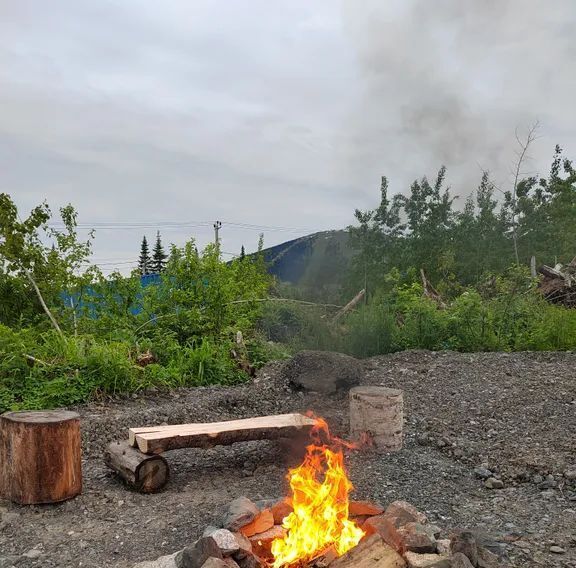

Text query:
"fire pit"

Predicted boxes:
[[175, 417, 505, 568]]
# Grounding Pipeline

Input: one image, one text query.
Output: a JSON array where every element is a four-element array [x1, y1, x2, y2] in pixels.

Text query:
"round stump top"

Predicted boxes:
[[350, 386, 403, 398], [1, 410, 80, 424]]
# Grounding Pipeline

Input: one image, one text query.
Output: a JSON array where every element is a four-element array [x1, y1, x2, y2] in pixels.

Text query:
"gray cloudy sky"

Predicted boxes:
[[1, 0, 574, 272]]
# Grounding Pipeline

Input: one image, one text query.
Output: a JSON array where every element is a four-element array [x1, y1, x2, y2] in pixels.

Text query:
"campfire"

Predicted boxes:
[[270, 417, 364, 567], [179, 414, 505, 568]]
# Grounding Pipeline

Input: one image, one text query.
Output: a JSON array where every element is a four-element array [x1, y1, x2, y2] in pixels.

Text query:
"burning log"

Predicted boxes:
[[104, 441, 169, 493], [349, 387, 404, 453], [0, 410, 82, 504]]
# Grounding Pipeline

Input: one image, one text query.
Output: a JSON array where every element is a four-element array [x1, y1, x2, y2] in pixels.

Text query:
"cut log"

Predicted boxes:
[[0, 410, 82, 504], [105, 440, 169, 493], [129, 413, 316, 455], [331, 534, 406, 568], [350, 386, 403, 453]]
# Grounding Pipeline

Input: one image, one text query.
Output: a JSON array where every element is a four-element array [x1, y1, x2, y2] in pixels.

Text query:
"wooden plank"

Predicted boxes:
[[130, 413, 317, 454]]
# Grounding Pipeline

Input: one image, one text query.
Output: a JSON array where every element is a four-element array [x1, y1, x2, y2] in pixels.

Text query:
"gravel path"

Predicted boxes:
[[1, 351, 574, 568]]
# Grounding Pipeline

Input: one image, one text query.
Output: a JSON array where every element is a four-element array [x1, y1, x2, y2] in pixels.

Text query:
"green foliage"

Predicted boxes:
[[0, 194, 273, 412], [138, 236, 151, 275], [259, 273, 576, 359], [348, 147, 576, 295], [151, 231, 167, 273], [0, 194, 99, 330]]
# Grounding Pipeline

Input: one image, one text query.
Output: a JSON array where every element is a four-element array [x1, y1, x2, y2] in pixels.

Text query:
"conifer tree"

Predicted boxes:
[[152, 231, 167, 273], [138, 236, 151, 275], [240, 245, 246, 261]]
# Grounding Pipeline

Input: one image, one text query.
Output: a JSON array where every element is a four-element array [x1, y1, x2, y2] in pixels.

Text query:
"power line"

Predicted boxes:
[[48, 219, 314, 233]]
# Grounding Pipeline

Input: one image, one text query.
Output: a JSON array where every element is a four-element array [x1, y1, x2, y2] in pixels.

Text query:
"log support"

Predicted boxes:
[[105, 441, 169, 493]]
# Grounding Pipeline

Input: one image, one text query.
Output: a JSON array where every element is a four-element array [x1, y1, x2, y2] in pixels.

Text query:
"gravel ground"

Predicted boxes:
[[1, 350, 575, 568]]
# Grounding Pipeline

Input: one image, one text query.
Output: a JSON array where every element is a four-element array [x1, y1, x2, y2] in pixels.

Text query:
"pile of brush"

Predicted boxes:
[[538, 257, 576, 308]]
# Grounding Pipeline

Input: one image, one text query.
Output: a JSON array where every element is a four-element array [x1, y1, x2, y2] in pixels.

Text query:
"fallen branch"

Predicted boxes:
[[332, 289, 365, 323], [226, 298, 343, 309], [420, 269, 447, 309], [24, 354, 49, 366], [24, 269, 64, 339]]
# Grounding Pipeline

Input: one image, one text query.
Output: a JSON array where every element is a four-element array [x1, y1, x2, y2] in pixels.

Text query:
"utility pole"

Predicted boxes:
[[213, 220, 222, 247]]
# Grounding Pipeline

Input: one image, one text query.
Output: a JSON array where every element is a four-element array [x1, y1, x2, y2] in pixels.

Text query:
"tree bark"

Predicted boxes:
[[0, 410, 82, 504], [105, 441, 169, 493]]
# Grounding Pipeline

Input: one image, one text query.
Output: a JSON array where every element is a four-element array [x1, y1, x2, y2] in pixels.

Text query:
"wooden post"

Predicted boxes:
[[0, 410, 82, 504], [350, 387, 403, 453], [105, 441, 169, 493]]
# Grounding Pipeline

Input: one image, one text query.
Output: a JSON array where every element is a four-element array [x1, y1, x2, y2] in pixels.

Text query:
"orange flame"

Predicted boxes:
[[271, 417, 364, 567]]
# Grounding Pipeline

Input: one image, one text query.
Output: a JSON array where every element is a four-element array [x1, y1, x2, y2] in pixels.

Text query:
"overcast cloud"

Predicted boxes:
[[1, 1, 574, 272]]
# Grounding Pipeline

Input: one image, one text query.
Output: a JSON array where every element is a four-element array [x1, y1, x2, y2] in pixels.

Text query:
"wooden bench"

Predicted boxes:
[[105, 413, 316, 493]]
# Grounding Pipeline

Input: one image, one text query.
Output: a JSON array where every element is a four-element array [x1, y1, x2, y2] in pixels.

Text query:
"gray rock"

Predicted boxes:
[[477, 547, 501, 568], [450, 552, 475, 568], [235, 551, 263, 568], [181, 537, 223, 568], [22, 549, 43, 559], [450, 531, 478, 566], [202, 529, 240, 556], [549, 545, 566, 554], [484, 477, 504, 489], [133, 551, 182, 568], [399, 522, 437, 553], [282, 350, 364, 394], [474, 466, 493, 479], [199, 560, 229, 568], [221, 497, 259, 532], [538, 474, 557, 489]]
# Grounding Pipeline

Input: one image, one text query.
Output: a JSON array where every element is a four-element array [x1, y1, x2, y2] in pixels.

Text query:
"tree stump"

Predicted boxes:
[[0, 410, 82, 504], [349, 386, 403, 453], [105, 441, 169, 493]]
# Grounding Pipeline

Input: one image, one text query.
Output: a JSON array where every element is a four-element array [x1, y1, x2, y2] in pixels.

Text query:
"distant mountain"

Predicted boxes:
[[262, 230, 355, 299]]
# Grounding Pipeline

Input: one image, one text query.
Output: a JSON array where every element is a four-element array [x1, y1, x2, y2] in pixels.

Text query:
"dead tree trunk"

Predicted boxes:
[[0, 410, 82, 504], [105, 441, 169, 493], [349, 387, 404, 453]]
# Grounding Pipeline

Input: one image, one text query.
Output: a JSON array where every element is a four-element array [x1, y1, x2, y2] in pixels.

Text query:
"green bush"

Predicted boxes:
[[259, 278, 576, 358]]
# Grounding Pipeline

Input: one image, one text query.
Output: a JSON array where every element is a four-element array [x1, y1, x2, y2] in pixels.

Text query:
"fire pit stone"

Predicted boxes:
[[450, 553, 475, 568], [181, 536, 223, 568], [238, 509, 274, 537], [403, 551, 451, 567], [202, 528, 243, 557], [384, 501, 428, 526], [222, 497, 260, 532], [133, 496, 510, 568]]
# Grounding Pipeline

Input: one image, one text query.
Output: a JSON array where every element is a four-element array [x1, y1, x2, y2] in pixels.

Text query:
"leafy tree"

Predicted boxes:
[[0, 194, 97, 334], [138, 236, 151, 275], [151, 231, 167, 274]]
